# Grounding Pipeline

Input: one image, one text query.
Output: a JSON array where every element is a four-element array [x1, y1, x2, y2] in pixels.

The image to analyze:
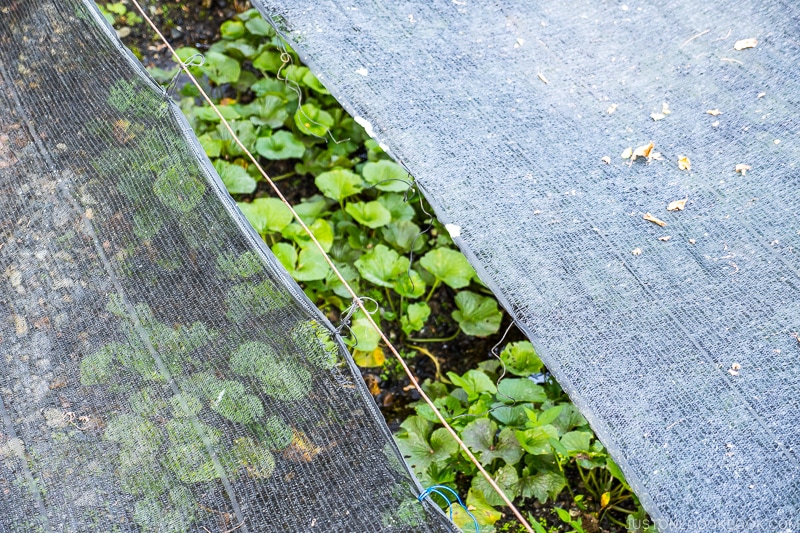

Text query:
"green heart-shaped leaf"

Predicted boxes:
[[294, 103, 334, 137], [345, 201, 392, 228], [362, 160, 411, 192], [271, 242, 297, 272], [246, 95, 290, 128], [471, 464, 520, 507], [237, 197, 293, 234], [197, 134, 222, 157], [252, 50, 284, 73], [420, 248, 475, 289], [271, 243, 330, 281], [315, 168, 363, 202], [515, 424, 559, 455], [349, 313, 381, 352], [216, 120, 256, 157], [244, 16, 274, 36], [452, 291, 502, 337], [193, 105, 240, 122], [452, 489, 502, 529], [393, 268, 426, 299], [461, 418, 523, 467], [382, 220, 424, 252], [256, 130, 305, 159], [496, 378, 546, 404], [293, 247, 331, 281], [281, 218, 334, 252], [376, 193, 415, 222], [446, 369, 497, 401], [153, 169, 205, 213], [500, 341, 543, 377], [394, 416, 458, 473], [560, 431, 593, 455], [214, 160, 256, 194], [354, 244, 409, 288], [220, 20, 245, 39], [400, 302, 431, 335], [518, 469, 566, 504], [301, 70, 329, 95], [200, 51, 241, 85]]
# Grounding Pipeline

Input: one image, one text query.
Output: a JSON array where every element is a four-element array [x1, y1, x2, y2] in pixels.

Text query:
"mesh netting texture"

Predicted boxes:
[[0, 1, 456, 531], [253, 0, 800, 531]]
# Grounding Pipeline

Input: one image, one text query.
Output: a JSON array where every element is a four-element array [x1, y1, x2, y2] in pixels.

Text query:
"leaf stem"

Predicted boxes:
[[406, 329, 460, 343], [406, 344, 446, 382], [425, 279, 441, 302], [271, 171, 295, 182], [384, 286, 396, 314]]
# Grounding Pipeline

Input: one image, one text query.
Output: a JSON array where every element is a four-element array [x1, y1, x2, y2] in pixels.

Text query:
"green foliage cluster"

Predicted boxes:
[[395, 341, 640, 532], [141, 9, 653, 532], [158, 9, 505, 365], [79, 296, 308, 532], [98, 1, 143, 28]]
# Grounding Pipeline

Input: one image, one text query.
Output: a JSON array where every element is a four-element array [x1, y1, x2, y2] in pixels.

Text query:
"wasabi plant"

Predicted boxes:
[[394, 341, 642, 532], [151, 8, 506, 371], [79, 296, 303, 533]]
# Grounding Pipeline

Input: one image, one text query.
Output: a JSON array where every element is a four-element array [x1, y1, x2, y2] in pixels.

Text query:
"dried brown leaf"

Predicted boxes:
[[631, 141, 655, 161], [667, 198, 688, 211], [733, 38, 758, 50], [283, 430, 323, 463], [677, 156, 691, 171], [643, 213, 667, 227]]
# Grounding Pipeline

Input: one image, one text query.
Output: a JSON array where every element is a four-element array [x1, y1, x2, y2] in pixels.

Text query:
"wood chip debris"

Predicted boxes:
[[643, 213, 667, 227], [689, 239, 696, 244], [537, 72, 549, 84], [658, 235, 672, 242], [706, 109, 722, 116], [667, 198, 688, 211], [632, 248, 642, 256], [733, 38, 758, 50], [677, 156, 691, 171], [601, 156, 611, 164], [607, 103, 618, 115], [757, 92, 766, 98], [633, 142, 655, 160], [728, 362, 742, 376], [735, 164, 751, 175], [651, 102, 671, 121]]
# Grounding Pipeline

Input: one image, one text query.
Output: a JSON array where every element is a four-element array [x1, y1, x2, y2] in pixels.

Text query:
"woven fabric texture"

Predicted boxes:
[[253, 0, 800, 530], [0, 1, 454, 531]]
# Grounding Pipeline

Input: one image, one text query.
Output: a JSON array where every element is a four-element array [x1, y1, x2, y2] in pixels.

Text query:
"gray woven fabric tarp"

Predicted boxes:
[[253, 1, 800, 530], [0, 0, 454, 531]]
